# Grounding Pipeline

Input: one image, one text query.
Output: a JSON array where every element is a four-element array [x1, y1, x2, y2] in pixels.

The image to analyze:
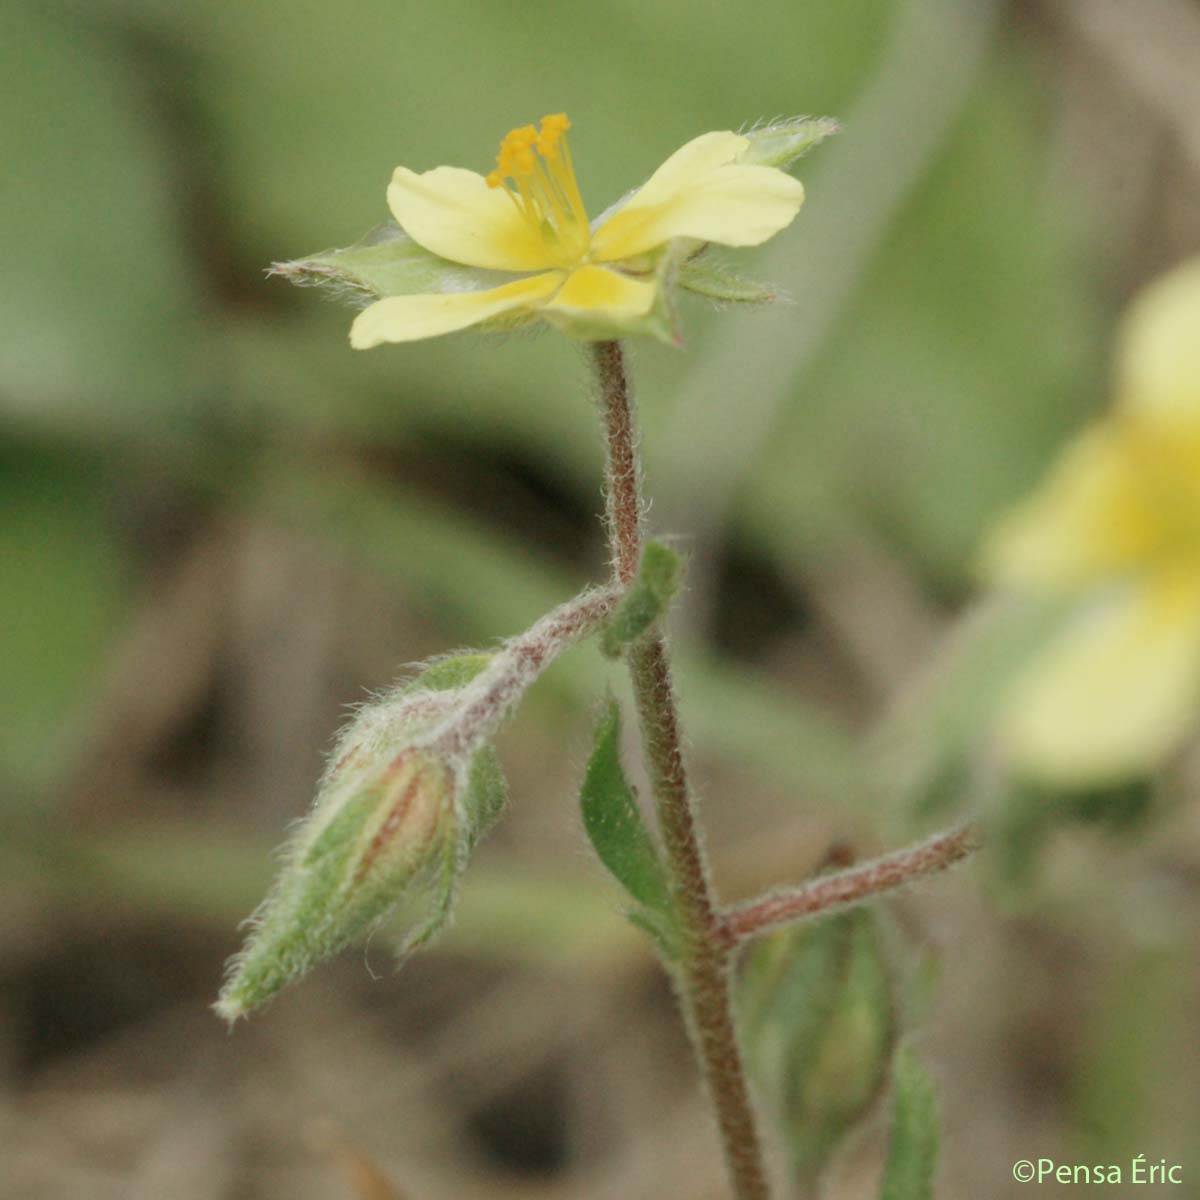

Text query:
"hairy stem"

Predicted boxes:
[[591, 341, 772, 1200], [718, 822, 981, 949], [429, 584, 621, 760]]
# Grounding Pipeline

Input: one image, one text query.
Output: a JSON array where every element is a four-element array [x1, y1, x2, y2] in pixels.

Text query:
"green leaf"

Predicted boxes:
[[626, 906, 680, 961], [602, 541, 684, 657], [880, 1044, 940, 1200], [579, 702, 674, 925], [1073, 948, 1186, 1165]]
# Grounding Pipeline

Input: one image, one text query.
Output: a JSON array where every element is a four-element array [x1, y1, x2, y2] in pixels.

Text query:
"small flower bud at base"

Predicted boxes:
[[216, 750, 458, 1023]]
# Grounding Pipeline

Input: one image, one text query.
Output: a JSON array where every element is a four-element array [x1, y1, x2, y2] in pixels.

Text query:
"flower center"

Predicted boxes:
[[486, 113, 590, 268]]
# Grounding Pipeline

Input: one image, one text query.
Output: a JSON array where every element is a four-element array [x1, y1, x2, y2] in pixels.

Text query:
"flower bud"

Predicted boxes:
[[740, 908, 895, 1187], [216, 748, 459, 1023], [216, 649, 515, 1023]]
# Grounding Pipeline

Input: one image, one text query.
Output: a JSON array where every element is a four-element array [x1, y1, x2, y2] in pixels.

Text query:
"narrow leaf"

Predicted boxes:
[[626, 906, 680, 960], [602, 541, 683, 657], [580, 702, 674, 923], [880, 1044, 940, 1200]]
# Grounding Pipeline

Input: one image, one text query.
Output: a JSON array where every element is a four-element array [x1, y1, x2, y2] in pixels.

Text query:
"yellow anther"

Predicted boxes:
[[536, 113, 571, 157], [504, 126, 537, 153], [485, 114, 589, 266]]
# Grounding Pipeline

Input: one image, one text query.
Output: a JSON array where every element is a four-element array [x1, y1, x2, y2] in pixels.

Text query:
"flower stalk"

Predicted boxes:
[[427, 583, 621, 760], [718, 821, 981, 950], [592, 340, 772, 1200]]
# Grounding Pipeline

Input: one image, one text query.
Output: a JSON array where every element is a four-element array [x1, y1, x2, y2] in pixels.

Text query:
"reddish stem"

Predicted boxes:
[[593, 340, 643, 587], [592, 341, 772, 1200], [719, 822, 981, 949], [429, 584, 620, 760]]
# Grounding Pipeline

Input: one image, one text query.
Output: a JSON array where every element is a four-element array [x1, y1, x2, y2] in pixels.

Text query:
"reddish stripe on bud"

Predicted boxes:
[[354, 753, 454, 884]]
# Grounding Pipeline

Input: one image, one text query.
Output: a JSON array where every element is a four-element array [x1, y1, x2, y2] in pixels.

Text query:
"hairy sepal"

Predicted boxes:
[[270, 220, 517, 308]]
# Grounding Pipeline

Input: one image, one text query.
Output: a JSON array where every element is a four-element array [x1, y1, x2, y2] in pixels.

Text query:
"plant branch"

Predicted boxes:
[[718, 821, 982, 950], [429, 583, 621, 760], [591, 341, 772, 1200]]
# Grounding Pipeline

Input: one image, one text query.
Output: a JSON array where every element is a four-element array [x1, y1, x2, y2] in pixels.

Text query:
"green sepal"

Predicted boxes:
[[407, 655, 508, 846], [602, 541, 684, 657], [879, 1044, 940, 1200], [403, 652, 493, 695], [393, 831, 463, 960], [462, 745, 508, 848], [677, 257, 779, 306], [393, 750, 507, 959], [741, 908, 896, 1187], [579, 702, 676, 933], [318, 651, 494, 792], [742, 116, 840, 171], [270, 220, 509, 305]]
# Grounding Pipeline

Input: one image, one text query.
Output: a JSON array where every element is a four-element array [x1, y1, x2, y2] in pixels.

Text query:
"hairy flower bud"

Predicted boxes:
[[216, 652, 513, 1024], [216, 748, 459, 1023], [215, 588, 616, 1026], [740, 908, 895, 1187]]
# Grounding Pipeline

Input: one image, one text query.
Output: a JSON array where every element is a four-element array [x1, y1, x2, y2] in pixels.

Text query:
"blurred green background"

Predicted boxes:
[[3, 1, 1198, 1197]]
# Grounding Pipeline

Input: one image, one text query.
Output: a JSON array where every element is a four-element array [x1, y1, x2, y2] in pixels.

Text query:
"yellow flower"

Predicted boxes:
[[348, 113, 807, 348], [981, 257, 1200, 786]]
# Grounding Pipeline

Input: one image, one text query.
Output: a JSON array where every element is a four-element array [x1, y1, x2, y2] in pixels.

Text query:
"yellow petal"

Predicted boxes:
[[349, 272, 563, 348], [540, 264, 656, 321], [616, 131, 750, 208], [387, 166, 555, 272], [999, 572, 1200, 785], [1116, 255, 1200, 420], [592, 133, 803, 262], [980, 424, 1162, 591]]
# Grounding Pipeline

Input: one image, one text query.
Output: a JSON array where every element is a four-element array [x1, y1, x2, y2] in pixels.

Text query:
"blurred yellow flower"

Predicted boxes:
[[982, 257, 1200, 786], [349, 113, 805, 347]]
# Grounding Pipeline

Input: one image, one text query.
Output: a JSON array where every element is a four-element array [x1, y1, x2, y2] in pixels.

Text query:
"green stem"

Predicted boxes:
[[591, 340, 772, 1200]]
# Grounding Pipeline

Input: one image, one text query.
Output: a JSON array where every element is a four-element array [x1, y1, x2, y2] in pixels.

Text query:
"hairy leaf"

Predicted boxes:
[[602, 541, 683, 657], [580, 702, 674, 927], [880, 1044, 940, 1200]]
